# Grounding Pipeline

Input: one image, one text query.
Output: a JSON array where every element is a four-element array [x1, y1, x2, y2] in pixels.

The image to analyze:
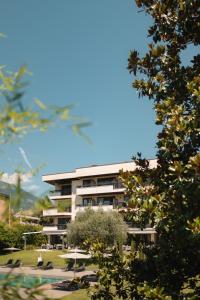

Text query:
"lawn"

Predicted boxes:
[[61, 288, 121, 300], [0, 250, 97, 270], [61, 289, 89, 300], [0, 250, 66, 268]]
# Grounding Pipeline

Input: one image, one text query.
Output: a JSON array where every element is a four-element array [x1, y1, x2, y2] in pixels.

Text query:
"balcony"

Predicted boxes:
[[49, 188, 72, 199], [76, 183, 124, 196], [76, 204, 114, 213], [125, 222, 156, 235], [127, 227, 156, 235], [43, 208, 72, 217], [42, 224, 67, 233]]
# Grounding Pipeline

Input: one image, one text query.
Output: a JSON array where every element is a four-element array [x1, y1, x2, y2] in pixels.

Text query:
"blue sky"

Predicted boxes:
[[0, 0, 159, 194]]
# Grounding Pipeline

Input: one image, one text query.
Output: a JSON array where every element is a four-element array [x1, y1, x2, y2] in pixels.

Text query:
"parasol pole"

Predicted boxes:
[[74, 247, 77, 279]]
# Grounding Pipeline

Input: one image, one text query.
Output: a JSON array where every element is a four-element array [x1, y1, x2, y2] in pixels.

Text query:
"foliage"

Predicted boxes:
[[33, 196, 53, 217], [0, 64, 71, 144], [0, 34, 89, 299], [57, 199, 71, 212], [67, 208, 127, 248], [0, 223, 46, 250], [0, 34, 90, 192], [0, 57, 90, 145], [0, 223, 9, 250], [92, 0, 200, 299]]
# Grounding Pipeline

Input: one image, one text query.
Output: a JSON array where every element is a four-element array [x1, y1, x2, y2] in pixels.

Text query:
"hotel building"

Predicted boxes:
[[42, 160, 157, 244]]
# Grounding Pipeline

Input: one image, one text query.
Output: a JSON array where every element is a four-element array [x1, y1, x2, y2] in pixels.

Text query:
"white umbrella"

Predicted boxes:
[[67, 248, 87, 253], [35, 249, 52, 252], [3, 247, 21, 251], [59, 251, 91, 279], [59, 252, 91, 259]]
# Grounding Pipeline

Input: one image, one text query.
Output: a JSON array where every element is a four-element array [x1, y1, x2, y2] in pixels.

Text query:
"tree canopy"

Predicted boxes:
[[67, 208, 127, 248], [92, 1, 200, 299]]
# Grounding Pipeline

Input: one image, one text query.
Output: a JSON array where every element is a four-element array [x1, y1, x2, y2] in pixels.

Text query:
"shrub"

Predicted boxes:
[[68, 208, 127, 248]]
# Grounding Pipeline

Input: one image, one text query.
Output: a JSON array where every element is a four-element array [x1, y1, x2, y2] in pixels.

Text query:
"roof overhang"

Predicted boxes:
[[23, 231, 42, 235], [41, 230, 67, 235], [127, 228, 156, 235]]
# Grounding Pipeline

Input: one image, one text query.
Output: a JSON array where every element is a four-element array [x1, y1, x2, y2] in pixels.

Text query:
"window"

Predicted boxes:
[[61, 184, 71, 195], [82, 179, 96, 187], [58, 218, 68, 225], [97, 177, 115, 186], [82, 198, 93, 206], [57, 218, 68, 230], [97, 197, 114, 206]]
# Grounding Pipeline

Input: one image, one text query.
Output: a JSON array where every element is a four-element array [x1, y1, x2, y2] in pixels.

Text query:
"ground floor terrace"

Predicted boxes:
[[40, 226, 157, 246]]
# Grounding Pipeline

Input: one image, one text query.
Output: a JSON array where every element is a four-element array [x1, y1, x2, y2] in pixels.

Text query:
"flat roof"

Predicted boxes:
[[42, 159, 157, 184], [43, 159, 156, 177]]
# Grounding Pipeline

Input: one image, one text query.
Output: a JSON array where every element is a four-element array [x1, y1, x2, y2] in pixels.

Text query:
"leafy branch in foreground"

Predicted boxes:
[[0, 31, 90, 300], [0, 272, 51, 300], [92, 1, 200, 299], [0, 65, 90, 144]]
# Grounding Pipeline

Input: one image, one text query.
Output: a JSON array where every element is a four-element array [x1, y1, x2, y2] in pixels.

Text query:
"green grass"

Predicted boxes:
[[0, 250, 97, 270], [0, 250, 66, 267], [61, 289, 89, 300]]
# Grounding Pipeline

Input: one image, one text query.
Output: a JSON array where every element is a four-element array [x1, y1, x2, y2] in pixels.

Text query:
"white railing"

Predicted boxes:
[[42, 226, 59, 232], [127, 227, 156, 234], [76, 205, 114, 213], [42, 225, 67, 232], [76, 185, 124, 195], [43, 208, 72, 217]]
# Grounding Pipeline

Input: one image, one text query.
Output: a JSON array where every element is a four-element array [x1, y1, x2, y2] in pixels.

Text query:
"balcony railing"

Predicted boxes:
[[57, 224, 67, 230], [43, 224, 67, 230], [43, 208, 72, 217], [76, 184, 124, 196], [76, 205, 113, 213], [49, 189, 72, 196], [78, 202, 114, 207], [76, 200, 126, 208], [125, 222, 152, 228], [78, 182, 124, 189]]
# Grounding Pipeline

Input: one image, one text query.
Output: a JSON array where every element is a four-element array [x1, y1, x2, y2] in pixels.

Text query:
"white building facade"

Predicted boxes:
[[42, 160, 157, 244]]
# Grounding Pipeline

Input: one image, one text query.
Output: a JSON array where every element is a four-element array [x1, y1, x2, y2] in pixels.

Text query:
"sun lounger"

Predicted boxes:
[[2, 259, 13, 267], [74, 263, 85, 272], [52, 280, 79, 291], [63, 260, 74, 272], [10, 259, 21, 268], [43, 261, 53, 270], [52, 280, 71, 288], [33, 261, 44, 269]]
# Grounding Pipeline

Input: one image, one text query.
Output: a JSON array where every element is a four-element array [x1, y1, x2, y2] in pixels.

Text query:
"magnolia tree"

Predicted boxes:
[[67, 208, 127, 248], [91, 1, 200, 299]]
